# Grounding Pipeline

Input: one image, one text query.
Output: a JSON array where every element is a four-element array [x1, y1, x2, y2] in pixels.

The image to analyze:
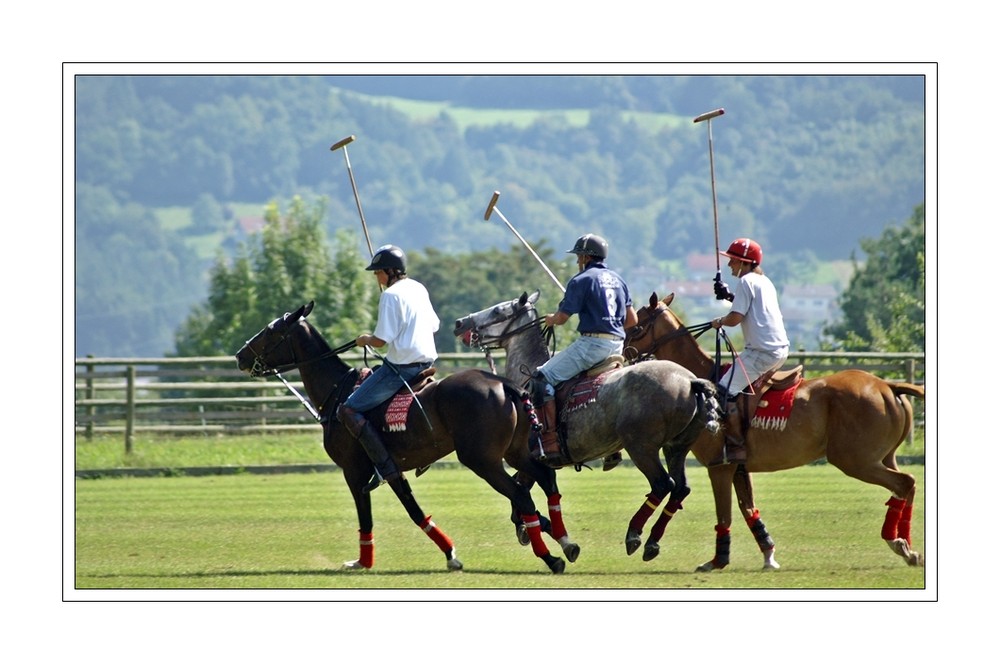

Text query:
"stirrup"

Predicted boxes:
[[361, 471, 386, 494]]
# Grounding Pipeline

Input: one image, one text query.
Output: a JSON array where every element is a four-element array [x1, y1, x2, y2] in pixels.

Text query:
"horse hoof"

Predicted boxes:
[[544, 555, 566, 574], [763, 550, 780, 570], [625, 529, 642, 556], [695, 559, 725, 573], [516, 524, 530, 546], [642, 542, 660, 562], [342, 559, 369, 571], [447, 557, 464, 571], [562, 542, 581, 563], [887, 537, 923, 566]]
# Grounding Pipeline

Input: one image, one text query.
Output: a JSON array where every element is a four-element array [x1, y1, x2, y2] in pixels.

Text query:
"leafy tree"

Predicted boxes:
[[173, 196, 378, 356], [410, 241, 574, 354], [824, 203, 925, 352]]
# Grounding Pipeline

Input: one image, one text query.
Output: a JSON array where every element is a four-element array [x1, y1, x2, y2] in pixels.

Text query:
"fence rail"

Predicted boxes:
[[75, 351, 925, 450]]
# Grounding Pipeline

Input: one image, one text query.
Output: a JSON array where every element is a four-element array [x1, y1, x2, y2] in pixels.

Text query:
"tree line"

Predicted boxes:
[[174, 198, 925, 360], [75, 74, 926, 356]]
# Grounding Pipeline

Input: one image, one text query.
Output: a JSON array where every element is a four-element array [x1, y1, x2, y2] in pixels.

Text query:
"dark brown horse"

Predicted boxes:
[[454, 291, 723, 563], [235, 301, 580, 574], [625, 292, 926, 569]]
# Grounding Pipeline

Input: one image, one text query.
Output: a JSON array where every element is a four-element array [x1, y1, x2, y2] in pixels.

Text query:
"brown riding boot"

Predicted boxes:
[[532, 398, 568, 467], [710, 399, 747, 466]]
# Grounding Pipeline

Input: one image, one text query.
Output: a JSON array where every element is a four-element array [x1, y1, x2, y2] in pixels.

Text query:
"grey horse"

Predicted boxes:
[[454, 291, 721, 562]]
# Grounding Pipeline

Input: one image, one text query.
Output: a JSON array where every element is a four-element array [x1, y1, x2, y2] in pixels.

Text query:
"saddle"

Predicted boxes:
[[736, 365, 804, 431], [358, 366, 437, 433], [554, 355, 626, 414]]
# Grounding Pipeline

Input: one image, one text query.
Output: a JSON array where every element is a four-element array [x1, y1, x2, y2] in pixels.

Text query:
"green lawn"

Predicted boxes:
[[72, 461, 929, 595]]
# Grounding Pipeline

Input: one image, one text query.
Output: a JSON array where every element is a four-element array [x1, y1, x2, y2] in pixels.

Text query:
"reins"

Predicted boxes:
[[245, 324, 358, 422], [467, 308, 550, 374], [626, 305, 714, 363], [625, 304, 744, 390]]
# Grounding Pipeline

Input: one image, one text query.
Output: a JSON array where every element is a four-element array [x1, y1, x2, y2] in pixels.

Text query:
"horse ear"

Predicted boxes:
[[529, 290, 540, 304], [519, 292, 529, 305], [303, 300, 315, 318], [649, 292, 658, 308], [663, 293, 674, 306]]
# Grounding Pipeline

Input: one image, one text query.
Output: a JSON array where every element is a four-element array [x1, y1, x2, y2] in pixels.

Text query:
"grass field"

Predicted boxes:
[[74, 430, 927, 471], [72, 453, 930, 598]]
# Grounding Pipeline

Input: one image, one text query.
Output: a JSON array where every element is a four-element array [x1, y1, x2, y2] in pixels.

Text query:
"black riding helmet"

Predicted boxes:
[[366, 244, 407, 273], [567, 233, 609, 259]]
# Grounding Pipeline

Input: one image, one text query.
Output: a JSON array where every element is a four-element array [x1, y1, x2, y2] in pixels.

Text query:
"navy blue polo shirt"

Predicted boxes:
[[558, 261, 632, 337]]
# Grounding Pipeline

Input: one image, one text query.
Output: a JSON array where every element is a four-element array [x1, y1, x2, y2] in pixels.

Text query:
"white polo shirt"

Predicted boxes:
[[372, 278, 440, 365], [730, 272, 789, 353]]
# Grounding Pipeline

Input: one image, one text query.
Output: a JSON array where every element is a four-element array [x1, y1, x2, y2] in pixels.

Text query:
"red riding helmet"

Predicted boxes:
[[721, 238, 763, 265]]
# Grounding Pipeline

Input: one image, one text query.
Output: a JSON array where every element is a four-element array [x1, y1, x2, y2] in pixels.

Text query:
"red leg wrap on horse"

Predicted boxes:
[[521, 513, 550, 557], [649, 499, 684, 541], [359, 530, 374, 569], [547, 493, 568, 540], [881, 496, 906, 540], [628, 493, 662, 533], [897, 501, 913, 546], [420, 515, 454, 554]]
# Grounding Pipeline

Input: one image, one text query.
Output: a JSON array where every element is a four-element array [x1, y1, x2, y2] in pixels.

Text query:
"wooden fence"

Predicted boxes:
[[75, 351, 925, 450]]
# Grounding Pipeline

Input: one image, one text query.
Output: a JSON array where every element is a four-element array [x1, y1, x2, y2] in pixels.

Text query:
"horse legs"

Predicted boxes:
[[881, 491, 923, 567], [638, 448, 694, 562], [695, 463, 738, 572], [507, 473, 552, 546], [350, 476, 462, 572], [342, 490, 378, 571], [624, 452, 676, 557], [510, 465, 581, 563], [733, 465, 780, 570], [468, 464, 566, 574], [832, 457, 922, 567]]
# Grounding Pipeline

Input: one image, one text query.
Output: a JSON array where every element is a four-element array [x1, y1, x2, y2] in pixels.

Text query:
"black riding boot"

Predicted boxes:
[[338, 405, 402, 493]]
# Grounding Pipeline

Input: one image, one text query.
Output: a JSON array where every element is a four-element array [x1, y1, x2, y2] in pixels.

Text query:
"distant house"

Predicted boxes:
[[686, 253, 719, 280], [655, 279, 727, 316], [781, 284, 839, 341], [237, 216, 266, 236]]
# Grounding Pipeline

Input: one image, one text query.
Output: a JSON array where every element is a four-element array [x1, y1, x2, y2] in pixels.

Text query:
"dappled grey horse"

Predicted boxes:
[[455, 291, 722, 562]]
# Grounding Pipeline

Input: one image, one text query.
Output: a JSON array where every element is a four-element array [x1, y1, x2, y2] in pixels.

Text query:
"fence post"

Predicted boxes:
[[125, 364, 136, 454], [85, 355, 95, 441]]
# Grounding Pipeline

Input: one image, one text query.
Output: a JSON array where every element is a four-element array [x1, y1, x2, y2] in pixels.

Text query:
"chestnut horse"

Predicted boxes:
[[454, 291, 723, 563], [625, 292, 925, 569], [235, 301, 580, 574]]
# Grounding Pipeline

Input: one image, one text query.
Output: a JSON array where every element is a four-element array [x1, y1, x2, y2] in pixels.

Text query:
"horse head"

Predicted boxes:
[[625, 292, 716, 374], [453, 290, 540, 350], [236, 301, 315, 377]]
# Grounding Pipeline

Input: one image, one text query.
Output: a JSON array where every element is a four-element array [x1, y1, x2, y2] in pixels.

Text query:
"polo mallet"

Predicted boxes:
[[694, 108, 726, 367], [484, 191, 565, 294], [330, 135, 374, 257], [693, 108, 725, 279]]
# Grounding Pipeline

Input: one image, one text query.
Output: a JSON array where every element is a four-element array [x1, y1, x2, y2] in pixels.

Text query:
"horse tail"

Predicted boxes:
[[691, 378, 722, 435], [890, 382, 925, 400]]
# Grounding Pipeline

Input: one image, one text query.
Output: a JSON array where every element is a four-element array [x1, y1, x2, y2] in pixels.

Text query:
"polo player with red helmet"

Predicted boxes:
[[710, 238, 790, 465]]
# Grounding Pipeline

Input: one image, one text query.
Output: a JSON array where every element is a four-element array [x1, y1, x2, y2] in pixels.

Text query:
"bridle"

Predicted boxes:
[[241, 317, 357, 421], [625, 303, 714, 363], [464, 302, 552, 375]]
